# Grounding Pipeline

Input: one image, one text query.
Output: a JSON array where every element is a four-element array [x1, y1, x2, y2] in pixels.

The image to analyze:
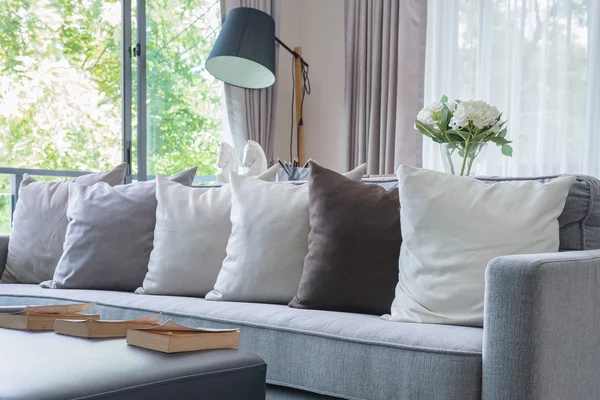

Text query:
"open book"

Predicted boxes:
[[54, 315, 162, 338], [126, 319, 240, 353], [0, 303, 99, 331]]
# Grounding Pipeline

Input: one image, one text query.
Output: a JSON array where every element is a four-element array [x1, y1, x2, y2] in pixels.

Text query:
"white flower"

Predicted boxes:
[[416, 108, 436, 125], [449, 100, 500, 130], [446, 100, 457, 112], [416, 100, 456, 126]]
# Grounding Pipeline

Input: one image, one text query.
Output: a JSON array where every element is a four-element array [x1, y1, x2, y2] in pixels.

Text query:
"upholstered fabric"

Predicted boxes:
[[140, 177, 230, 297], [1, 164, 128, 284], [3, 173, 599, 399], [257, 164, 280, 181], [386, 166, 575, 326], [289, 162, 400, 315], [480, 175, 600, 251], [1, 329, 266, 400], [483, 250, 600, 400], [206, 173, 310, 304], [363, 174, 600, 252], [40, 168, 197, 291], [266, 385, 340, 400], [0, 283, 482, 400], [0, 235, 8, 278], [340, 163, 367, 181]]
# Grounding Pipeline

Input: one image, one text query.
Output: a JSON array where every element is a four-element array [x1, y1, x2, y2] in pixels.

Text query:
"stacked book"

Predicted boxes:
[[125, 319, 239, 353], [0, 303, 99, 331], [0, 303, 240, 353], [54, 315, 162, 338]]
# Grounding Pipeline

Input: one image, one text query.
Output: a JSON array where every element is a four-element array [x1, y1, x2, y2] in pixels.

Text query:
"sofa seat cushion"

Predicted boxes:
[[0, 284, 483, 400]]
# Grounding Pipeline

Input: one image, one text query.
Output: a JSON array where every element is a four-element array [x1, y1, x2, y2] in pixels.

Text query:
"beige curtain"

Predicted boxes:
[[219, 0, 279, 164], [343, 0, 427, 174]]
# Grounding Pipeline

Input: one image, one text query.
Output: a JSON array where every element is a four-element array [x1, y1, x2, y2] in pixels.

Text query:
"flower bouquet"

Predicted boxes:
[[415, 95, 512, 176]]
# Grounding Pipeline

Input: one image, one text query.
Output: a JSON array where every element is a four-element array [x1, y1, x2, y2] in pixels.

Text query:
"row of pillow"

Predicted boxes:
[[0, 162, 359, 288], [141, 161, 401, 317], [148, 164, 573, 327], [2, 161, 576, 326], [44, 161, 370, 308], [3, 161, 399, 310]]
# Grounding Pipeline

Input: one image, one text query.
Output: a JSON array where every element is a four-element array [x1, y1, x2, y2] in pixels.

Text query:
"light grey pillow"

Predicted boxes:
[[1, 164, 128, 284], [138, 176, 231, 297], [138, 169, 280, 297], [39, 167, 197, 291]]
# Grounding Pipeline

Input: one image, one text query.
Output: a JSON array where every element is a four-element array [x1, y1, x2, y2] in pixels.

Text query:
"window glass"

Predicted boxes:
[[144, 0, 222, 178]]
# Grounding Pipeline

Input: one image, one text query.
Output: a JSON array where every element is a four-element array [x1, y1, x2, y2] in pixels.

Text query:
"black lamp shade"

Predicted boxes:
[[206, 7, 276, 89]]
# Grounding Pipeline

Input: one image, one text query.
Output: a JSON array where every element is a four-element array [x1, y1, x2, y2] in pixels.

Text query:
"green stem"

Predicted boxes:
[[446, 146, 456, 175], [460, 140, 470, 176], [466, 153, 474, 176]]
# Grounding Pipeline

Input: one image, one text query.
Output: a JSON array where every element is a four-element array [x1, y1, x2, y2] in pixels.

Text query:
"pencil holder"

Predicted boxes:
[[276, 167, 310, 181]]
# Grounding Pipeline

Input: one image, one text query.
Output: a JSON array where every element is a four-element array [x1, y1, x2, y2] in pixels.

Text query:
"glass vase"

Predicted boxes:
[[440, 142, 488, 176]]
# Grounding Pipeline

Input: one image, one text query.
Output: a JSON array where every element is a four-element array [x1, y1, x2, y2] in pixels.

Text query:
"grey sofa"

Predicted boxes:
[[1, 174, 600, 400]]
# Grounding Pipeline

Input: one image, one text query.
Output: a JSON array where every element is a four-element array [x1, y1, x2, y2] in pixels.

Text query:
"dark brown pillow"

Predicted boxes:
[[288, 162, 401, 315]]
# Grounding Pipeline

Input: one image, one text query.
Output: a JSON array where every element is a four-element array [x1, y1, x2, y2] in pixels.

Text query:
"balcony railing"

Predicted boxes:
[[0, 167, 216, 231]]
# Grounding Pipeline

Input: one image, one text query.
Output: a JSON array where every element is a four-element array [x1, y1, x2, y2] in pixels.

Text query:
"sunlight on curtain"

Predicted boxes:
[[424, 0, 600, 176]]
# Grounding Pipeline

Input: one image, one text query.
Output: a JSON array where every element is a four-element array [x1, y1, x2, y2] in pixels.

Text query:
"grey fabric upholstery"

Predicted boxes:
[[199, 174, 600, 252], [483, 250, 600, 400], [2, 173, 599, 399], [0, 235, 8, 277], [0, 329, 266, 400], [266, 385, 341, 399], [289, 162, 400, 315], [0, 284, 483, 400], [364, 174, 600, 251], [2, 164, 128, 284], [40, 168, 197, 291]]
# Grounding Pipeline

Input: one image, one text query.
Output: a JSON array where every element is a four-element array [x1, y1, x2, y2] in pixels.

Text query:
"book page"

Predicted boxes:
[[22, 303, 96, 315], [144, 319, 238, 333]]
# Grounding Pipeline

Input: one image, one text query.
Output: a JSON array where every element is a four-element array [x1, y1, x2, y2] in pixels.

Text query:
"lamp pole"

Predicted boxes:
[[275, 37, 309, 165]]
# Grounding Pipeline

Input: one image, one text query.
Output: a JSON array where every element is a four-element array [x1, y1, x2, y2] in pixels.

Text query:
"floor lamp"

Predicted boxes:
[[205, 7, 310, 165]]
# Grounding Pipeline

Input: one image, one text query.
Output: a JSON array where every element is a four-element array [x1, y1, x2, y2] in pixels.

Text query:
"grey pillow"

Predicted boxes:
[[288, 162, 401, 315], [1, 164, 128, 284], [39, 167, 197, 291]]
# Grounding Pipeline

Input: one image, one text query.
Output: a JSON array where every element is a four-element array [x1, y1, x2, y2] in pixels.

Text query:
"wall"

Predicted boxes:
[[273, 0, 346, 171]]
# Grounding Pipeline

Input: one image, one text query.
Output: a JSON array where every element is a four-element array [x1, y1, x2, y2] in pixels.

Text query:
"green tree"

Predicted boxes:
[[0, 0, 222, 232]]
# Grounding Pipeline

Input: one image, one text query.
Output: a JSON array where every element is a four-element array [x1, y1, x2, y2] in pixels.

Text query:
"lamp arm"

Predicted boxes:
[[275, 37, 309, 67]]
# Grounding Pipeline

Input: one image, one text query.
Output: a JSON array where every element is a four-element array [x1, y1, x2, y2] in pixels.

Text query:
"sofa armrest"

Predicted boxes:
[[483, 250, 600, 400], [0, 235, 8, 277]]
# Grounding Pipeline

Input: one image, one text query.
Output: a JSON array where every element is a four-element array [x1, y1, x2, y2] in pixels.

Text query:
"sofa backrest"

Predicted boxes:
[[195, 173, 600, 251], [363, 174, 600, 251]]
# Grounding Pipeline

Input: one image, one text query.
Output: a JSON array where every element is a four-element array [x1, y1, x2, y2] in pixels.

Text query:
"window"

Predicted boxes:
[[142, 0, 222, 178], [423, 0, 599, 176], [0, 0, 223, 232]]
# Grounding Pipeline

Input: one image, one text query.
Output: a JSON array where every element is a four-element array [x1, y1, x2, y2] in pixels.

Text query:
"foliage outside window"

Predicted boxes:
[[0, 0, 223, 233]]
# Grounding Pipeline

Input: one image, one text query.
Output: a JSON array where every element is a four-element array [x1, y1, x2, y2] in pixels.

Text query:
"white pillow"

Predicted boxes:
[[383, 166, 575, 326], [205, 173, 310, 304], [256, 164, 280, 181], [344, 163, 367, 181], [139, 175, 232, 297], [141, 163, 365, 300], [205, 164, 367, 304]]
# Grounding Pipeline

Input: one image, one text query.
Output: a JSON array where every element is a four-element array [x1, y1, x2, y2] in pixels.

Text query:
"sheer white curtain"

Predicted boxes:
[[424, 0, 600, 176]]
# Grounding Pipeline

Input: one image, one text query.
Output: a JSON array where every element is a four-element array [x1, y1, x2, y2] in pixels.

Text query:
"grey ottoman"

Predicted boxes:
[[1, 329, 266, 399]]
